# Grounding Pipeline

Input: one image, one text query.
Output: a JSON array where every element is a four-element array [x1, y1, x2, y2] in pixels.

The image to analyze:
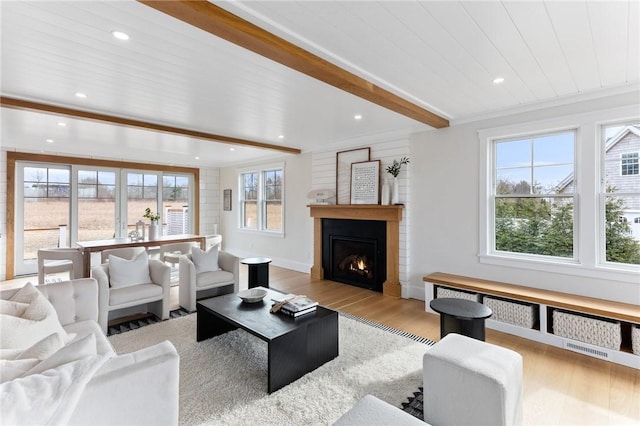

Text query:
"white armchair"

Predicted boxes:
[[179, 250, 239, 312], [92, 252, 171, 332]]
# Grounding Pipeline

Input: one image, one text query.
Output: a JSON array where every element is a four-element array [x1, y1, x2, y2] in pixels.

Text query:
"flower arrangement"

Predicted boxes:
[[143, 208, 160, 222], [385, 156, 410, 178]]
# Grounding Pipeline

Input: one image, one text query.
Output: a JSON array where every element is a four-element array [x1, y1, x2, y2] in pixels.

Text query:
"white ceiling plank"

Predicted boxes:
[[587, 1, 630, 88], [544, 1, 601, 92], [1, 1, 638, 166], [502, 1, 578, 97], [420, 1, 535, 105], [461, 1, 556, 100]]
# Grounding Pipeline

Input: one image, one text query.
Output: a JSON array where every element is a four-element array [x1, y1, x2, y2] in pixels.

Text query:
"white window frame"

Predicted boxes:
[[237, 162, 285, 236], [478, 105, 639, 284]]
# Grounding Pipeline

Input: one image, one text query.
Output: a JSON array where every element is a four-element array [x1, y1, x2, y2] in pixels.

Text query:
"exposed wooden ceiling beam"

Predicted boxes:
[[0, 96, 302, 155], [138, 0, 449, 129]]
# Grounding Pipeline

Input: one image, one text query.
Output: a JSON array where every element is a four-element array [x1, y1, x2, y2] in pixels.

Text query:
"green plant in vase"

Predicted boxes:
[[385, 156, 409, 205]]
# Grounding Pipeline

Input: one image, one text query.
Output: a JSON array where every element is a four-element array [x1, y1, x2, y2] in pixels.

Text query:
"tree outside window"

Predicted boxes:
[[239, 166, 284, 233], [493, 131, 576, 259]]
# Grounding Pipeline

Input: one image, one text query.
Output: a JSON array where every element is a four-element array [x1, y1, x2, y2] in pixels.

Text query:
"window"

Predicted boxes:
[[492, 131, 575, 259], [240, 172, 258, 229], [263, 169, 283, 231], [239, 165, 284, 233], [479, 109, 639, 283], [602, 123, 640, 265], [621, 152, 639, 176]]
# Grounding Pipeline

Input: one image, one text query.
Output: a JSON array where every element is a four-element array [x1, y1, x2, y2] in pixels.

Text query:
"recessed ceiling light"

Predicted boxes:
[[195, 156, 200, 160], [278, 135, 284, 139], [75, 92, 87, 98], [493, 77, 505, 84], [111, 30, 130, 41], [354, 114, 362, 120], [46, 139, 54, 143], [57, 122, 66, 127], [229, 148, 235, 151]]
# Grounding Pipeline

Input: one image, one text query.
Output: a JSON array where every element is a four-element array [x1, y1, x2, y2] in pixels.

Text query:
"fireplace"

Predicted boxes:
[[322, 219, 386, 292], [309, 204, 403, 297]]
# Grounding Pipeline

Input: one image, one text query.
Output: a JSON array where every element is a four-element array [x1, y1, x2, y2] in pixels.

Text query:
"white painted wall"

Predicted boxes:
[[198, 167, 221, 238], [219, 153, 314, 273], [409, 91, 640, 304]]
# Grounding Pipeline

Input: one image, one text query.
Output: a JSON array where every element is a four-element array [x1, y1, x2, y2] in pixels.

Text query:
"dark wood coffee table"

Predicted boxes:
[[196, 288, 339, 393]]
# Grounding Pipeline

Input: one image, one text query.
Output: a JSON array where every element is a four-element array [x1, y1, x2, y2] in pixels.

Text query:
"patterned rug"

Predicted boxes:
[[107, 309, 429, 421], [107, 308, 190, 336]]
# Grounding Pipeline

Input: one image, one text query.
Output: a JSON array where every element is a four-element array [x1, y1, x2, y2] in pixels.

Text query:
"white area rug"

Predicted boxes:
[[109, 313, 430, 425]]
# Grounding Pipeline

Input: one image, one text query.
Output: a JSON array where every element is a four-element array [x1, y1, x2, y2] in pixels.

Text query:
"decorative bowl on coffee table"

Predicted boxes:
[[238, 288, 268, 303]]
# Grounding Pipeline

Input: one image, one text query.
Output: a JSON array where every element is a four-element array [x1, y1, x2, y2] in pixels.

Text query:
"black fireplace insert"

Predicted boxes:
[[322, 218, 386, 292]]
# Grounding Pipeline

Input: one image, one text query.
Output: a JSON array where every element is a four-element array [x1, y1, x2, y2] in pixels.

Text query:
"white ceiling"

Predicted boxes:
[[1, 1, 638, 168]]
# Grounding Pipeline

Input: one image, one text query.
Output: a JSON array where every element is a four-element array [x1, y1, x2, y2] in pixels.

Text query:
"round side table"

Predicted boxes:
[[241, 257, 272, 288], [430, 297, 492, 341]]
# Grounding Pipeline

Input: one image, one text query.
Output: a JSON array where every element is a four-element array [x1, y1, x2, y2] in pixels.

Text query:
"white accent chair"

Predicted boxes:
[[178, 250, 239, 312], [91, 252, 171, 332], [37, 248, 84, 284]]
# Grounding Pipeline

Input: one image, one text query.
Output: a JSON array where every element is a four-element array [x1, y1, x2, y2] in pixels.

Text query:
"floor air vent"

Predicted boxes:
[[564, 341, 609, 360]]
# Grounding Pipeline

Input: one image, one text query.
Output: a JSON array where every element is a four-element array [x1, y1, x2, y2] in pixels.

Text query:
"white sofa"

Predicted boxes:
[[0, 278, 179, 425]]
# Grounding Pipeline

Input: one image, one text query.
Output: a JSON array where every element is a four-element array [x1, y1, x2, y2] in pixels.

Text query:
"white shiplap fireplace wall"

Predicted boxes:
[[310, 138, 412, 298]]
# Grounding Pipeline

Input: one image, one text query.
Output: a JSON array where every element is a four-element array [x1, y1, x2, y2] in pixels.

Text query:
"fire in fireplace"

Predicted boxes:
[[322, 219, 386, 292]]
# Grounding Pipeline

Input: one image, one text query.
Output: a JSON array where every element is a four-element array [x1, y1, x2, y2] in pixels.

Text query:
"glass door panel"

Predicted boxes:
[[126, 172, 159, 237], [162, 174, 192, 235], [16, 164, 70, 275], [77, 169, 117, 242]]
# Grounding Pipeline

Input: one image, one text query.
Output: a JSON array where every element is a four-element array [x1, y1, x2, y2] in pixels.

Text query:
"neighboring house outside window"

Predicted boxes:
[[239, 164, 284, 233], [602, 124, 640, 265]]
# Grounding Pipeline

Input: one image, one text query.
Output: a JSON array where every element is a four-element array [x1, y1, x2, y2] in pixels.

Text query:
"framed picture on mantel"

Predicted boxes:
[[350, 160, 380, 205], [336, 147, 370, 204]]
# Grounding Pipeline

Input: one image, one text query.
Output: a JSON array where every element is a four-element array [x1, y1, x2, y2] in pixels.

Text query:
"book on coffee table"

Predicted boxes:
[[279, 305, 317, 318], [271, 294, 318, 314]]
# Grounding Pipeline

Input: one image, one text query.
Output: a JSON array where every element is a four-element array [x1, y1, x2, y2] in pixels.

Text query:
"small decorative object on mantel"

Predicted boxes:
[[143, 208, 161, 240], [385, 156, 409, 205]]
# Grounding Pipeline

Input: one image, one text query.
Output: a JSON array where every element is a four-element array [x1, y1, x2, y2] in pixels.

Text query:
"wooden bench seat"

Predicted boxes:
[[423, 272, 640, 324]]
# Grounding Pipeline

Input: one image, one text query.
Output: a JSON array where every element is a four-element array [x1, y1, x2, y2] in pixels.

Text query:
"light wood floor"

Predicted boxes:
[[4, 266, 639, 425], [263, 266, 640, 426]]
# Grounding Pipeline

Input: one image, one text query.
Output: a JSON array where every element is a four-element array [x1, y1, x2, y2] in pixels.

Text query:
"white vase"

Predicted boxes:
[[391, 177, 399, 205], [148, 221, 160, 240], [381, 179, 391, 205]]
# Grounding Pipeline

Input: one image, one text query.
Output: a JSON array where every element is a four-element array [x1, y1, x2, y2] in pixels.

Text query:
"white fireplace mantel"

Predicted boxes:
[[308, 204, 403, 297]]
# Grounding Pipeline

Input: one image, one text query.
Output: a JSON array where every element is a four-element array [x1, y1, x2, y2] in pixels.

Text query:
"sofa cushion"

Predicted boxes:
[[0, 358, 40, 383], [109, 283, 163, 307], [196, 270, 234, 288], [24, 334, 97, 377], [191, 245, 220, 274], [108, 251, 152, 289], [64, 320, 115, 356], [0, 299, 29, 316], [0, 283, 69, 350]]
